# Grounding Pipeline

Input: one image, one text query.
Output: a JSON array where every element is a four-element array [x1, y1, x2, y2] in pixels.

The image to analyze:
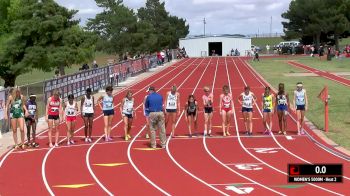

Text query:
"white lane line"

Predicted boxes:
[[232, 57, 344, 196], [41, 59, 193, 196], [203, 57, 286, 196], [126, 58, 206, 196], [241, 58, 350, 162], [166, 57, 229, 196], [0, 58, 191, 169], [85, 58, 202, 196], [240, 58, 350, 180]]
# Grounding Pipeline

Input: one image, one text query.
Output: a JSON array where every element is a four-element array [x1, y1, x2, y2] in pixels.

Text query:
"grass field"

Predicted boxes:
[[251, 37, 350, 52], [295, 57, 350, 73], [250, 58, 350, 150], [0, 52, 116, 87], [251, 37, 284, 49]]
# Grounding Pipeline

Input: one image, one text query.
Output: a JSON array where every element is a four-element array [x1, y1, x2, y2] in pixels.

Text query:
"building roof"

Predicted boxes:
[[180, 34, 249, 40]]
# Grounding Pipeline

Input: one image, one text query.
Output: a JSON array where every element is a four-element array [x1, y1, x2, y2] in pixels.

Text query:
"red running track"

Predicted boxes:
[[0, 57, 349, 195], [288, 61, 350, 87]]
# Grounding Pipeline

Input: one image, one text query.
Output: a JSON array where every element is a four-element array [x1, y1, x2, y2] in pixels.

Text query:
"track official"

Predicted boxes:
[[145, 86, 167, 148]]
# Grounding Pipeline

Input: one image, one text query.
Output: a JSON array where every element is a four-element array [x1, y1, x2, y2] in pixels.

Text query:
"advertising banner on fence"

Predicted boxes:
[[0, 90, 6, 120]]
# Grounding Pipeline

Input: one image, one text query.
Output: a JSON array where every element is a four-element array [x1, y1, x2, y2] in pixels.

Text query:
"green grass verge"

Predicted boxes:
[[250, 58, 350, 150], [252, 36, 350, 52], [0, 52, 116, 86], [251, 37, 284, 48], [294, 57, 350, 73]]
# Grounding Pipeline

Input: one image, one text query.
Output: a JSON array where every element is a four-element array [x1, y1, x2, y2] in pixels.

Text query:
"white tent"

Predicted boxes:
[[179, 35, 251, 57]]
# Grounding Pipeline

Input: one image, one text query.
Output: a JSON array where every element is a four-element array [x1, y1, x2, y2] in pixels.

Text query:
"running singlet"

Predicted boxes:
[[242, 92, 253, 108], [166, 93, 177, 110], [123, 98, 134, 115], [277, 94, 287, 105], [10, 98, 24, 118], [26, 100, 37, 117], [48, 97, 60, 116], [65, 102, 77, 117], [222, 94, 232, 109], [295, 89, 306, 106], [203, 93, 213, 108], [263, 95, 273, 110], [102, 95, 113, 111], [82, 96, 94, 114], [187, 101, 197, 113]]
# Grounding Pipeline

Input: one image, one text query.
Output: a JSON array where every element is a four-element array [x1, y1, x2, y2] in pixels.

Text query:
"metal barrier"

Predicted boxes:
[[0, 51, 175, 134]]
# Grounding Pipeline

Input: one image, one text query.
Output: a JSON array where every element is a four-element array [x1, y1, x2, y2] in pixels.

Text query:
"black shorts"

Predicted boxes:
[[166, 109, 177, 113], [48, 115, 59, 120], [83, 113, 94, 118], [103, 110, 114, 116], [25, 117, 36, 125], [242, 107, 253, 113], [296, 105, 305, 111], [187, 112, 196, 117], [123, 113, 133, 119], [204, 107, 213, 114]]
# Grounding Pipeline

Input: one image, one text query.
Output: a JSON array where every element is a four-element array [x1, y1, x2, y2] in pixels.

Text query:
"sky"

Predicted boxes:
[[55, 0, 292, 36]]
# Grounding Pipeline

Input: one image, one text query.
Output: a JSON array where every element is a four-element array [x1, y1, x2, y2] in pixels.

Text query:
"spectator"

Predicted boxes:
[[231, 49, 234, 56], [157, 51, 162, 65], [145, 86, 166, 149], [266, 44, 270, 54], [92, 60, 98, 69], [160, 50, 166, 64], [54, 70, 60, 78], [235, 48, 239, 56]]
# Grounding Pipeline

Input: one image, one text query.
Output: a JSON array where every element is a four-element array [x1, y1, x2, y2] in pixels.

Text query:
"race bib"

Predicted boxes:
[[264, 102, 270, 108], [278, 99, 286, 105], [51, 107, 59, 113], [66, 108, 75, 115], [224, 103, 230, 108]]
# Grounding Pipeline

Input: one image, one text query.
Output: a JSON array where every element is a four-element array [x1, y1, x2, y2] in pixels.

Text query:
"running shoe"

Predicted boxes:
[[70, 140, 75, 145], [223, 132, 227, 137], [283, 131, 287, 135], [300, 129, 305, 135], [88, 138, 92, 143], [226, 131, 231, 136], [49, 143, 53, 148], [145, 134, 150, 139], [67, 141, 71, 146], [125, 136, 129, 141], [32, 142, 39, 148], [127, 134, 132, 139], [208, 130, 212, 137], [19, 143, 25, 149], [204, 130, 207, 136], [245, 131, 250, 136], [85, 138, 89, 143], [263, 129, 269, 135], [278, 131, 282, 134], [108, 137, 113, 141], [189, 134, 192, 138], [54, 143, 59, 147]]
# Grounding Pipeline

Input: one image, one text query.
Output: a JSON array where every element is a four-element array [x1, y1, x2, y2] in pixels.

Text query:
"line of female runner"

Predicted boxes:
[[5, 81, 308, 149]]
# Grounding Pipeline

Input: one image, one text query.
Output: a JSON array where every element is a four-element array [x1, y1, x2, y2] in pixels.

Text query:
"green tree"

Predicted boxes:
[[87, 0, 139, 57], [0, 0, 96, 87], [138, 0, 189, 50], [282, 0, 350, 49]]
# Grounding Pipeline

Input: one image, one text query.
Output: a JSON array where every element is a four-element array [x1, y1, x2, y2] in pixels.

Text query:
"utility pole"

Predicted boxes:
[[270, 16, 272, 37], [203, 18, 206, 37]]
